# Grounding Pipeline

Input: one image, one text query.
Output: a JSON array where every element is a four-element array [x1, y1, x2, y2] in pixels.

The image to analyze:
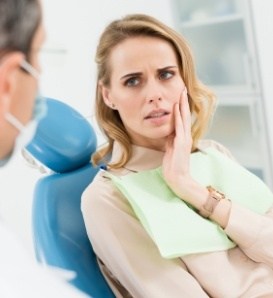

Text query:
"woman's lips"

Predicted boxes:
[[144, 109, 170, 125], [144, 109, 170, 119]]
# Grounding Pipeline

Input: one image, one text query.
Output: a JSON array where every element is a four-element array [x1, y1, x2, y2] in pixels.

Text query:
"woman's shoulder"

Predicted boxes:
[[197, 139, 237, 161], [82, 170, 115, 202], [81, 169, 134, 215]]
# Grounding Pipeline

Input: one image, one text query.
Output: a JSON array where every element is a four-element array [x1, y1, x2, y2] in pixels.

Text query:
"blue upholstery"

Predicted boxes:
[[27, 98, 114, 298], [27, 98, 97, 173]]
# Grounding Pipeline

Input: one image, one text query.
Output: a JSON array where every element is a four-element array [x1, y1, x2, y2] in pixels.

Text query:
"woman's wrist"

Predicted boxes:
[[171, 176, 208, 209], [210, 199, 232, 229], [172, 177, 232, 229]]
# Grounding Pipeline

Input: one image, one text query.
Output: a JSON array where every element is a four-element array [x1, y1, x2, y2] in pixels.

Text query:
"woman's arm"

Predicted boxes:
[[81, 174, 210, 298], [224, 203, 273, 268], [162, 89, 273, 269]]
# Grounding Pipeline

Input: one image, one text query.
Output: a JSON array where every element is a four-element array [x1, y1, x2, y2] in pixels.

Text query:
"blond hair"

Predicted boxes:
[[92, 14, 216, 169]]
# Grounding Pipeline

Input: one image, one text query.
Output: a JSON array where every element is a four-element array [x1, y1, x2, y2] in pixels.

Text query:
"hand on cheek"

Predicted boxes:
[[162, 87, 194, 198]]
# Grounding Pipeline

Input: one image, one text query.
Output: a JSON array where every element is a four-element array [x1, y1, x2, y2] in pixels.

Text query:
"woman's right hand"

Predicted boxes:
[[162, 88, 193, 196], [162, 88, 210, 213]]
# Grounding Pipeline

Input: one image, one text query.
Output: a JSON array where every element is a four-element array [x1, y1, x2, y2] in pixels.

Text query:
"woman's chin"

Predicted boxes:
[[148, 127, 174, 140]]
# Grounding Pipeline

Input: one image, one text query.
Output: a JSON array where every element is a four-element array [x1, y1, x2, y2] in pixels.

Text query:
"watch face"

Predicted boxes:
[[207, 186, 225, 199], [207, 186, 225, 201]]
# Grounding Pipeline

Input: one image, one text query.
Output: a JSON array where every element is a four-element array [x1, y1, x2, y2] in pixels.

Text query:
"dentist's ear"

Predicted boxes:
[[0, 52, 25, 118], [99, 81, 116, 109]]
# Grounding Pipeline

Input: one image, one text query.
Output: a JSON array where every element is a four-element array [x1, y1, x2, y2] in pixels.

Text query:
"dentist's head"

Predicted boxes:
[[0, 0, 46, 166]]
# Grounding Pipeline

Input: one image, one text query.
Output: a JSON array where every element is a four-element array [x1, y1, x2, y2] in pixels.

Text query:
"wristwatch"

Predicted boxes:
[[199, 186, 227, 218]]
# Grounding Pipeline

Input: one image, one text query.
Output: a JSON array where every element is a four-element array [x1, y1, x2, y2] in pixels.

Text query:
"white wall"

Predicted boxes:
[[0, 0, 174, 255], [250, 0, 273, 169]]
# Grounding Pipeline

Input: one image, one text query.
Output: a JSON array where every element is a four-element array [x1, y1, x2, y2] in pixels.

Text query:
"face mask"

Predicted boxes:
[[0, 60, 47, 167]]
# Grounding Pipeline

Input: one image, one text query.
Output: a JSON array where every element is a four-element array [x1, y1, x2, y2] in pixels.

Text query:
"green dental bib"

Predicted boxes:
[[106, 148, 273, 258]]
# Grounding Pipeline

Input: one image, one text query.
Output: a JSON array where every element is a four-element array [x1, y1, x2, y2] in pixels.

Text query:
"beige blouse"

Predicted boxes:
[[81, 140, 273, 298]]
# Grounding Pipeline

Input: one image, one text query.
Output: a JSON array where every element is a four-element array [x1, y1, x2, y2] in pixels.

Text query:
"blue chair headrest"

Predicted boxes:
[[26, 98, 97, 173]]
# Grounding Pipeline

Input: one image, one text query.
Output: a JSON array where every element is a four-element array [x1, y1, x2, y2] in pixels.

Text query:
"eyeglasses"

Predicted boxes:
[[20, 59, 40, 79]]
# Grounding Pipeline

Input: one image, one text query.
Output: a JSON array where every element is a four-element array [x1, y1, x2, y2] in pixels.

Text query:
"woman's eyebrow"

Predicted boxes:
[[157, 65, 178, 72], [120, 66, 178, 81], [120, 72, 142, 81]]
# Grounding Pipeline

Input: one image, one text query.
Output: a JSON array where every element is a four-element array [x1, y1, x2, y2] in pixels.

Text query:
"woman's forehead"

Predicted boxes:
[[108, 36, 179, 73]]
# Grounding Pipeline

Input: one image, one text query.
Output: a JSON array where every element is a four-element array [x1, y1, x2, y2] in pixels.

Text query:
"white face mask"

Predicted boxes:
[[0, 60, 47, 167]]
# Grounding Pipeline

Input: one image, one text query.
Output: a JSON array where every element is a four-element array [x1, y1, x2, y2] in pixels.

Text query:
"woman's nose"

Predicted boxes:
[[144, 80, 163, 104], [146, 96, 162, 104]]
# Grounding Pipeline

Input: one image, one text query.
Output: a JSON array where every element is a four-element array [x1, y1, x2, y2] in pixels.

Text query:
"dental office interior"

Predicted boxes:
[[1, 0, 273, 271]]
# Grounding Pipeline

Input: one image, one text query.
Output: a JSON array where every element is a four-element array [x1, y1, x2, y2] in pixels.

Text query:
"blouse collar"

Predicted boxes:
[[110, 142, 165, 172]]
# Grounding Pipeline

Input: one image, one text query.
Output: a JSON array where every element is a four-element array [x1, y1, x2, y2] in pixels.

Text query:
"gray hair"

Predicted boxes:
[[0, 0, 41, 59]]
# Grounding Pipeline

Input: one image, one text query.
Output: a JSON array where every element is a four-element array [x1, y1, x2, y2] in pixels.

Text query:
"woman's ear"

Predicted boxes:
[[0, 52, 25, 117], [99, 81, 116, 109]]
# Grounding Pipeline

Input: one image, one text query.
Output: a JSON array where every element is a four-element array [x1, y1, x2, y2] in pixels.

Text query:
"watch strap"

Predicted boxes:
[[199, 186, 227, 218]]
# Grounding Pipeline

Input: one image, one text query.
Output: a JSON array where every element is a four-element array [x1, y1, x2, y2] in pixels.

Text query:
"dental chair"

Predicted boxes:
[[26, 98, 114, 298]]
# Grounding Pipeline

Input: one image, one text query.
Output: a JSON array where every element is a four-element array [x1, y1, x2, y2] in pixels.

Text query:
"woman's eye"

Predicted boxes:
[[125, 77, 140, 87], [159, 71, 174, 80]]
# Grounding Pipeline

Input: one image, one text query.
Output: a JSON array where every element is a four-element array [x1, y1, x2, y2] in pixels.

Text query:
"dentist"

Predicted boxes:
[[0, 0, 87, 296]]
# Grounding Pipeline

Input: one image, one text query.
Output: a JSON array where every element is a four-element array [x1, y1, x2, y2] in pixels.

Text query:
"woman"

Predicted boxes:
[[82, 14, 273, 297]]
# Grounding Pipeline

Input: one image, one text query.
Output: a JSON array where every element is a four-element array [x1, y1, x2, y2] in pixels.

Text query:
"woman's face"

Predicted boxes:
[[101, 36, 185, 151]]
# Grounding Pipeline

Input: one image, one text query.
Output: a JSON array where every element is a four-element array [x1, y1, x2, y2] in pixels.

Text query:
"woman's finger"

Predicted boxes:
[[181, 88, 191, 140], [174, 101, 184, 141]]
